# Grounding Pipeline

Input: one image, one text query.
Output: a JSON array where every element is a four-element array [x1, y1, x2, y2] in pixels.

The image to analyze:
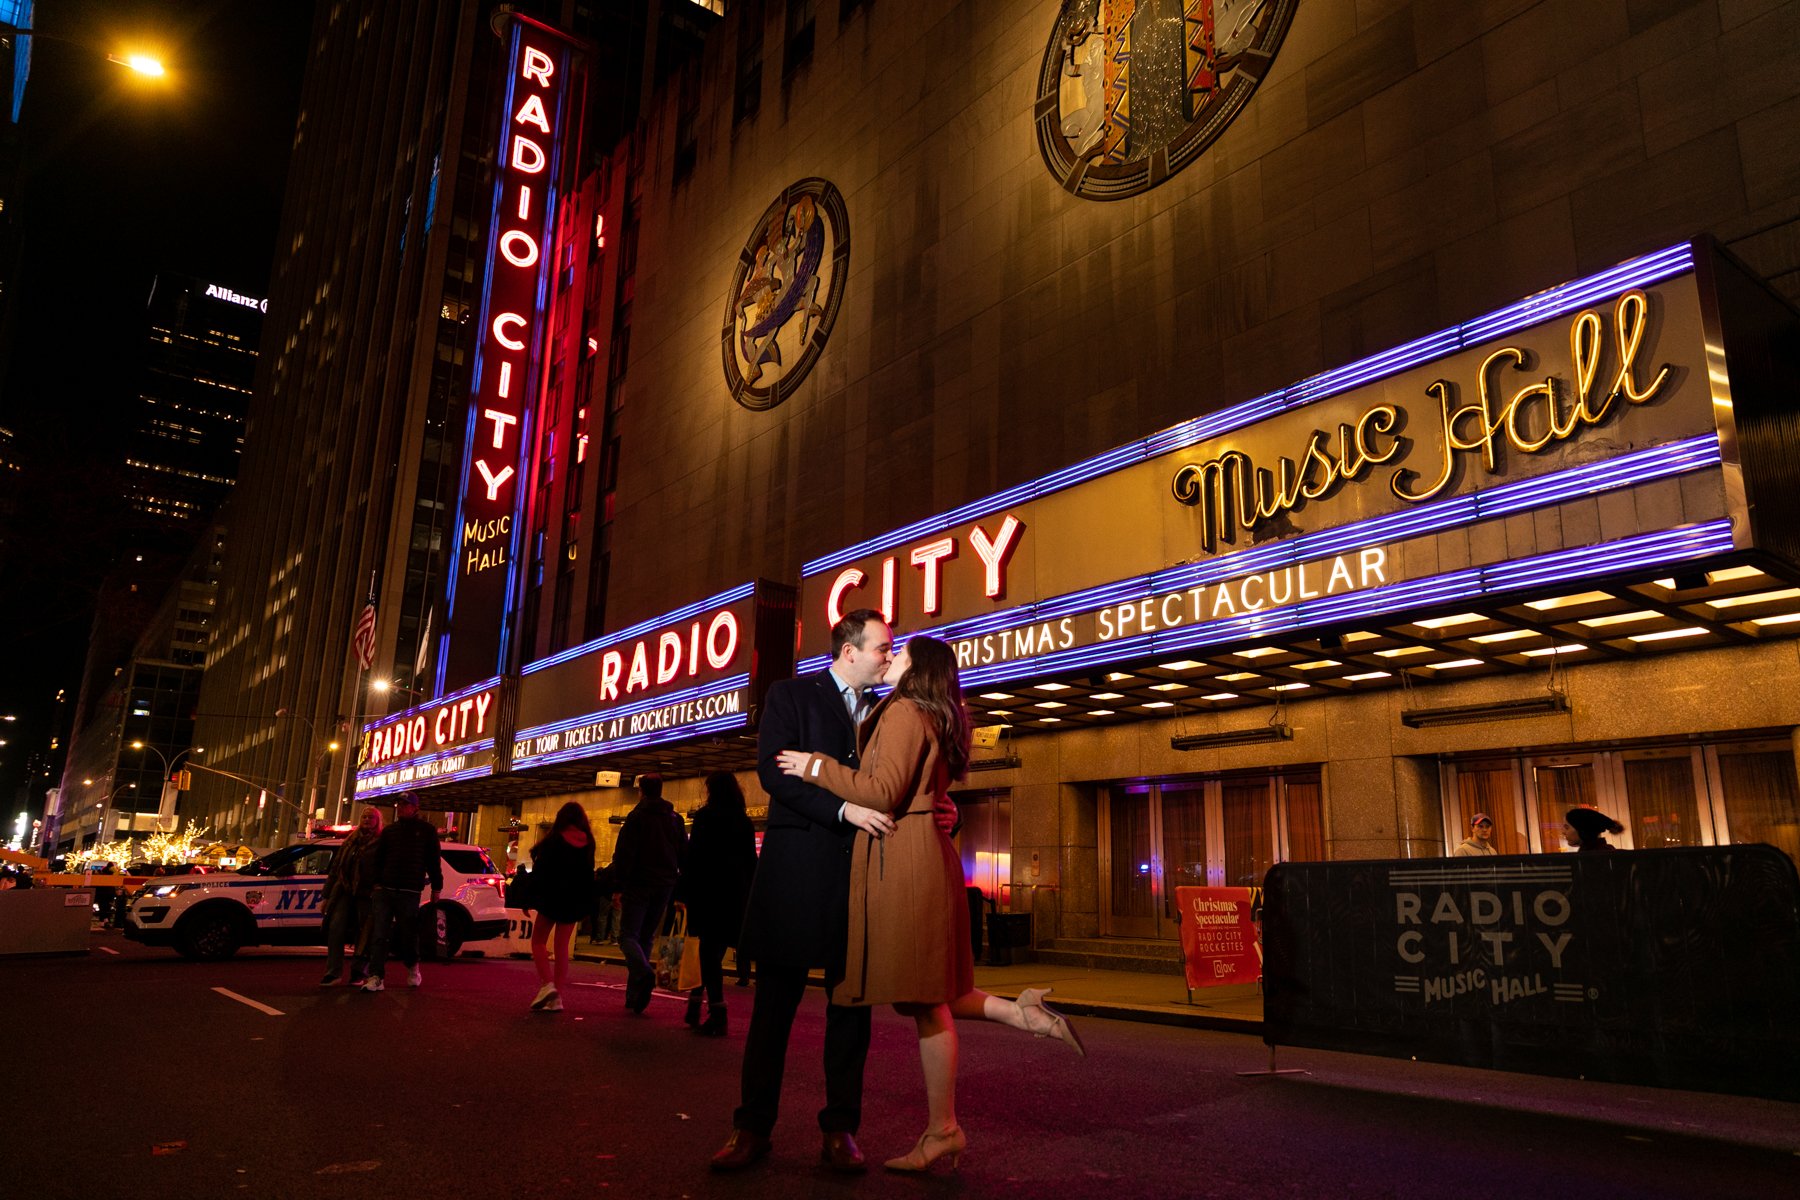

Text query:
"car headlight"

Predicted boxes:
[[146, 883, 192, 898]]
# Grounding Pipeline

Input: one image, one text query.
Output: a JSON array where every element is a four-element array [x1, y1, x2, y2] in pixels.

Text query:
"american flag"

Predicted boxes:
[[352, 595, 378, 670]]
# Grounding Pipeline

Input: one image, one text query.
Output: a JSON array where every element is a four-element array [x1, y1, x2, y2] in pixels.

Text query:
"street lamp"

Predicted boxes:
[[128, 741, 199, 832], [274, 710, 347, 833]]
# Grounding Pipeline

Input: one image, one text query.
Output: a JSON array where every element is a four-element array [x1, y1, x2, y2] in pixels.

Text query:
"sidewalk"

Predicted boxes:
[[566, 938, 1264, 1034]]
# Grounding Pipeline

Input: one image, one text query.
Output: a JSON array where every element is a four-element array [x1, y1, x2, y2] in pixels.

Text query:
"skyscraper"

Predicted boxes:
[[123, 273, 260, 534], [188, 1, 716, 844]]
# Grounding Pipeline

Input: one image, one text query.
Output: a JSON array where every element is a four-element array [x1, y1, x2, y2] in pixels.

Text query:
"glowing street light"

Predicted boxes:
[[107, 52, 165, 77]]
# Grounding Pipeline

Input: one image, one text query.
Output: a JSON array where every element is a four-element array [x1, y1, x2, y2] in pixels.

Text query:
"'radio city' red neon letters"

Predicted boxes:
[[827, 514, 1023, 624], [599, 610, 740, 702], [440, 23, 572, 692], [367, 691, 497, 769], [464, 43, 558, 525]]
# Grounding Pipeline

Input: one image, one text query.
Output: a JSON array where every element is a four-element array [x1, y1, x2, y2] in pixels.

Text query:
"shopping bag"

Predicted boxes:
[[654, 905, 688, 989], [677, 935, 704, 992]]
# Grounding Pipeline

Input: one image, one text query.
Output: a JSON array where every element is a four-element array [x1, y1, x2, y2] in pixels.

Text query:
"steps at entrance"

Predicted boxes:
[[1033, 937, 1184, 976]]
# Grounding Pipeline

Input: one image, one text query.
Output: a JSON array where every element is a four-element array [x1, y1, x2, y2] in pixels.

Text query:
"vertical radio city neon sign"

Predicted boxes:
[[440, 20, 576, 693]]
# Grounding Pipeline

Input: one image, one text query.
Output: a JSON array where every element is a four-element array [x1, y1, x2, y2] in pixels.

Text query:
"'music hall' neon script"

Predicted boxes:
[[1170, 291, 1673, 553]]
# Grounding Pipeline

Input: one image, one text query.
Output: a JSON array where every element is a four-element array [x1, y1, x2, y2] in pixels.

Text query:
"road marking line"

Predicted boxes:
[[98, 946, 120, 955], [212, 987, 285, 1016]]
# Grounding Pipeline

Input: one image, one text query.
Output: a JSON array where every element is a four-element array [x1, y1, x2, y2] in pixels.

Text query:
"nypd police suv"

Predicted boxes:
[[124, 837, 509, 961]]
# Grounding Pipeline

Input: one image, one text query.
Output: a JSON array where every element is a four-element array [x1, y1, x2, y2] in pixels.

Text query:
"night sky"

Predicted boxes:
[[0, 0, 314, 819]]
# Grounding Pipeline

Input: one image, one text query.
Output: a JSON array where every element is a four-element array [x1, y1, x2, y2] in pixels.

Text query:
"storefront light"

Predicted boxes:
[[1709, 588, 1800, 609], [1414, 613, 1485, 629], [1235, 647, 1281, 658], [1089, 692, 1125, 701], [1034, 682, 1072, 692], [978, 692, 1013, 701], [1431, 659, 1485, 670], [1292, 660, 1341, 670], [1217, 672, 1257, 682], [1271, 683, 1310, 691], [1470, 630, 1537, 644], [1521, 643, 1587, 657], [1033, 701, 1067, 709], [1344, 671, 1392, 681], [1089, 709, 1116, 717], [1159, 660, 1204, 671], [1526, 591, 1611, 611], [1149, 683, 1186, 691], [1579, 610, 1660, 627], [1628, 627, 1709, 642], [1751, 613, 1800, 627], [1706, 566, 1764, 584], [1375, 647, 1430, 658], [1143, 701, 1175, 709], [1203, 693, 1238, 701], [1105, 673, 1133, 682]]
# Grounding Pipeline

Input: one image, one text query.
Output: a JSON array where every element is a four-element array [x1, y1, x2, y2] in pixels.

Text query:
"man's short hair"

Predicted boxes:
[[637, 774, 663, 801], [831, 608, 886, 660]]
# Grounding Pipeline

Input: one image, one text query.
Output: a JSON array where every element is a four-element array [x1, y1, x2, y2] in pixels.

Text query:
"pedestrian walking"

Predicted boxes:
[[611, 774, 687, 1013], [775, 634, 1084, 1174], [321, 806, 382, 985], [675, 772, 757, 1036], [527, 802, 596, 1012], [1563, 805, 1624, 853], [361, 793, 441, 992]]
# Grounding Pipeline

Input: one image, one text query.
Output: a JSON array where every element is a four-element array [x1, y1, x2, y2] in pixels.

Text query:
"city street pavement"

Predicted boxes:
[[5, 931, 1797, 1200]]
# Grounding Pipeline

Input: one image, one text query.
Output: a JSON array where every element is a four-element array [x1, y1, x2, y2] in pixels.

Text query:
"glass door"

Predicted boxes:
[[1101, 785, 1160, 938], [1100, 772, 1323, 938]]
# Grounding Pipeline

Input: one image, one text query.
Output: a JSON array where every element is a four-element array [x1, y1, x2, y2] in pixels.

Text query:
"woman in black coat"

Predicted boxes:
[[527, 802, 596, 1013], [675, 773, 758, 1035]]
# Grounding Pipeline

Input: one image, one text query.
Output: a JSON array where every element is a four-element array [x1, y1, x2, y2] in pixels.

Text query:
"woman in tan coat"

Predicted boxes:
[[776, 634, 1083, 1174]]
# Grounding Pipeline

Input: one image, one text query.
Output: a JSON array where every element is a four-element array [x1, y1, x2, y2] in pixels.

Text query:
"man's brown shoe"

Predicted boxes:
[[710, 1130, 771, 1172], [820, 1131, 867, 1173]]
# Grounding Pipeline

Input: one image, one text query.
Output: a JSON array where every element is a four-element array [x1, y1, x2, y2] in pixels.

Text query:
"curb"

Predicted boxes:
[[565, 943, 1264, 1037]]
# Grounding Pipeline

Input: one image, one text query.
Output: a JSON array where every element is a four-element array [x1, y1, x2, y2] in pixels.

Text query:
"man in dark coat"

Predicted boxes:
[[711, 609, 898, 1174], [612, 774, 688, 1012]]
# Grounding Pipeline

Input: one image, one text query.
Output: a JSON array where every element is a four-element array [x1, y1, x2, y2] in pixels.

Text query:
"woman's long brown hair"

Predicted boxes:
[[892, 634, 973, 781]]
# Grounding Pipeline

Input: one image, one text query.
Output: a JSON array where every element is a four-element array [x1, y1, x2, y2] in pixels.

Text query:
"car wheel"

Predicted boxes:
[[427, 904, 467, 961], [176, 910, 243, 961]]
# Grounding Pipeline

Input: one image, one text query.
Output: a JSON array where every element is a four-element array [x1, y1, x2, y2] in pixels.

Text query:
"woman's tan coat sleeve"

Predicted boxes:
[[806, 701, 929, 814]]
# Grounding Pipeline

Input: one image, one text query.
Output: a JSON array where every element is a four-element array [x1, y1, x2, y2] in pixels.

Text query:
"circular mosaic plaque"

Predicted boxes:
[[1035, 0, 1299, 201], [720, 178, 850, 411]]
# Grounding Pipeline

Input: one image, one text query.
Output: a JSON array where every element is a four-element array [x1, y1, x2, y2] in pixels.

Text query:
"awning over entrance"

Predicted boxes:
[[783, 240, 1800, 752], [352, 581, 793, 810]]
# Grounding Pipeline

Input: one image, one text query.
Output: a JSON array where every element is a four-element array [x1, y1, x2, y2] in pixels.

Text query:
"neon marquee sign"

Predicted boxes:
[[797, 243, 1727, 677], [510, 582, 782, 769], [354, 677, 505, 799], [440, 18, 581, 693]]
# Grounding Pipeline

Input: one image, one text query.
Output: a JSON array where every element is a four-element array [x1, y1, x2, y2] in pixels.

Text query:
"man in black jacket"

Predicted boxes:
[[710, 609, 899, 1174], [612, 774, 688, 1012], [360, 793, 442, 993]]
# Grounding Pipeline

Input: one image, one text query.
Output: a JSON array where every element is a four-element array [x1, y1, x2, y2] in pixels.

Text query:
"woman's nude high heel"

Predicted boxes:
[[883, 1126, 967, 1173], [1017, 987, 1086, 1057]]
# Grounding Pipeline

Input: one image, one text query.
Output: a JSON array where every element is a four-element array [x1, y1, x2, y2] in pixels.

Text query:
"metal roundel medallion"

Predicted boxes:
[[1036, 0, 1299, 202], [721, 178, 850, 411]]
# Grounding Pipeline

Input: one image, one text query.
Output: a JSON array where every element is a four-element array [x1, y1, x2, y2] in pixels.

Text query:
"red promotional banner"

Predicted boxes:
[[1175, 886, 1262, 990]]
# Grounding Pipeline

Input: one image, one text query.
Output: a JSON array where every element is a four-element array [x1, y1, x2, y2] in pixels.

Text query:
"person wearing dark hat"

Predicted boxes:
[[1563, 806, 1624, 853], [1453, 814, 1497, 857]]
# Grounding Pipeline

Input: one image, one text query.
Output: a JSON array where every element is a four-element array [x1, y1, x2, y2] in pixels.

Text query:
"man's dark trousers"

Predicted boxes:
[[734, 961, 871, 1136]]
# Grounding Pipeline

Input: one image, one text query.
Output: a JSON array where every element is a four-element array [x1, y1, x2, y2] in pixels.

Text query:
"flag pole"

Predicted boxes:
[[333, 573, 379, 824]]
